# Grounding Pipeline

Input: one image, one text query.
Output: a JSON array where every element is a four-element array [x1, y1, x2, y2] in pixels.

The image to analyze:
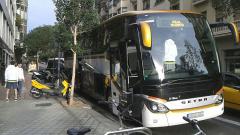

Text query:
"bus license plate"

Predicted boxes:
[[187, 111, 204, 119]]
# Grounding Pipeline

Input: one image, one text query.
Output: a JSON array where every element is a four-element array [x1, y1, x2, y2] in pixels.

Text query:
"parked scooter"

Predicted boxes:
[[30, 71, 70, 99], [32, 70, 58, 84]]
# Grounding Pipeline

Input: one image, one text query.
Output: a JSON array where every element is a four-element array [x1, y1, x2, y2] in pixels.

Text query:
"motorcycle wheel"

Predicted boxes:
[[30, 87, 43, 99]]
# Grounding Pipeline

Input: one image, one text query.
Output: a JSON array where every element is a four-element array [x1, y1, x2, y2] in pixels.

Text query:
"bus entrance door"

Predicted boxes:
[[110, 42, 128, 115]]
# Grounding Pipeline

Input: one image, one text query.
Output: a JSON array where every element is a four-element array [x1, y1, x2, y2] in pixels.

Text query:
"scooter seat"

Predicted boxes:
[[45, 83, 55, 88]]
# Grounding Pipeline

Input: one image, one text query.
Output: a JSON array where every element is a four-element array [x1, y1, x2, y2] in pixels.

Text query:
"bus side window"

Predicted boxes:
[[127, 34, 138, 74], [127, 35, 140, 77], [127, 43, 140, 87], [128, 51, 139, 76], [111, 48, 122, 89]]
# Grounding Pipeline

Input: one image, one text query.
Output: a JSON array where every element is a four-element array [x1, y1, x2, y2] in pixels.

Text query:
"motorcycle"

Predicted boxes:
[[32, 70, 57, 84], [30, 71, 71, 99]]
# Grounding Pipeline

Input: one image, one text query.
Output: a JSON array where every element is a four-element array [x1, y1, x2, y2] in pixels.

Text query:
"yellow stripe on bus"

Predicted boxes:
[[170, 104, 217, 113]]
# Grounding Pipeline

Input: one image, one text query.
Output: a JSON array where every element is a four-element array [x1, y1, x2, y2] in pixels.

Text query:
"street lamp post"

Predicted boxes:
[[57, 43, 61, 88], [36, 51, 39, 71], [120, 0, 122, 14], [112, 0, 114, 17]]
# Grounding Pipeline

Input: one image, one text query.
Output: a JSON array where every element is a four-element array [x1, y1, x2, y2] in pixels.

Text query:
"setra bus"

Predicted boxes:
[[78, 10, 239, 127]]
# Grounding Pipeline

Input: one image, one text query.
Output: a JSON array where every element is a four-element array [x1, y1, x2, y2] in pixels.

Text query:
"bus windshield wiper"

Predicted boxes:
[[161, 78, 187, 86], [161, 77, 203, 86]]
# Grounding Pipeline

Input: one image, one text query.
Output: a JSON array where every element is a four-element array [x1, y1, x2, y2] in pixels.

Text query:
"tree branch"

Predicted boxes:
[[71, 48, 76, 53]]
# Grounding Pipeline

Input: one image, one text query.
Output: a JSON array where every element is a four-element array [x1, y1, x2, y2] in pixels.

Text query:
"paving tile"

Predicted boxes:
[[0, 73, 119, 135], [0, 98, 119, 134]]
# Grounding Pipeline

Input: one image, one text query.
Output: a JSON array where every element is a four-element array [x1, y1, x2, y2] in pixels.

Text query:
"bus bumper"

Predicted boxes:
[[142, 102, 224, 127]]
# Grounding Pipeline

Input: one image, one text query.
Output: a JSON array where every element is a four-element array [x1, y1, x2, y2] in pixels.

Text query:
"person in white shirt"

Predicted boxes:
[[164, 38, 178, 72], [17, 63, 25, 98], [164, 39, 178, 62], [5, 61, 18, 101]]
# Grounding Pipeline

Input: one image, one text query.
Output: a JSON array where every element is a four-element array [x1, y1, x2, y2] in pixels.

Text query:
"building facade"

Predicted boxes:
[[0, 0, 16, 67], [98, 0, 217, 23], [97, 0, 240, 75], [213, 22, 240, 75], [16, 0, 27, 44]]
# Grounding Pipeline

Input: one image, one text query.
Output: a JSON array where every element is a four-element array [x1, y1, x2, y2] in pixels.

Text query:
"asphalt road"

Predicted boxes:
[[78, 94, 240, 135], [151, 114, 240, 135], [151, 108, 240, 135]]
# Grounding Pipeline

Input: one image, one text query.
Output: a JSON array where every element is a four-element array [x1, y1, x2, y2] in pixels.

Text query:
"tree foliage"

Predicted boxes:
[[16, 14, 22, 30], [53, 0, 99, 49], [213, 0, 240, 20], [24, 25, 56, 61], [54, 0, 99, 105], [54, 23, 72, 51], [14, 46, 25, 63], [54, 0, 99, 36]]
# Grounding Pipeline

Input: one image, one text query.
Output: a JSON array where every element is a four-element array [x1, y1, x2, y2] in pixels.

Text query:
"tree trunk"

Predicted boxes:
[[68, 26, 77, 105]]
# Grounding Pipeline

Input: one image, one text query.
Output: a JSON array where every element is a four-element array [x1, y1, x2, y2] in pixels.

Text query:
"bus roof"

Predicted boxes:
[[103, 10, 201, 24], [80, 10, 201, 35]]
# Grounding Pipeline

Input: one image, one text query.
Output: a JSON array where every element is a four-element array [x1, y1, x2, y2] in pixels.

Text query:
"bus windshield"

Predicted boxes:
[[137, 13, 219, 81]]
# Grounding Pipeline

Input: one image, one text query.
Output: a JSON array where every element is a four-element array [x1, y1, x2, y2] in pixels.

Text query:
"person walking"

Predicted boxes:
[[0, 62, 5, 85], [17, 63, 25, 98], [5, 61, 18, 101]]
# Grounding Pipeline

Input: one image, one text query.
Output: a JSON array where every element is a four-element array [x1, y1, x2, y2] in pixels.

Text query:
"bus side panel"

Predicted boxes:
[[80, 56, 110, 100]]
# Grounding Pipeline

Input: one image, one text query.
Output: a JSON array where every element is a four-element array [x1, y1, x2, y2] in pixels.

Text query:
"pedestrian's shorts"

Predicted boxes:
[[6, 82, 18, 89]]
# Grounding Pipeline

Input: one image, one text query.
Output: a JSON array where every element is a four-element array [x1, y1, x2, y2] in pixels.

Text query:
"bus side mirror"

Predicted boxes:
[[210, 22, 239, 45], [140, 22, 152, 48], [228, 22, 239, 45]]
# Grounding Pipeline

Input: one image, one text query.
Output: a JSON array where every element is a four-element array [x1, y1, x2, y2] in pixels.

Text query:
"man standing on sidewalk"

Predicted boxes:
[[17, 63, 25, 98], [5, 61, 18, 101]]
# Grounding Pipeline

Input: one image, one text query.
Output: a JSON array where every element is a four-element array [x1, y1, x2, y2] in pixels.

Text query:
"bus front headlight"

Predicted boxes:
[[146, 101, 169, 113], [158, 104, 169, 113], [151, 104, 158, 112], [215, 94, 223, 104]]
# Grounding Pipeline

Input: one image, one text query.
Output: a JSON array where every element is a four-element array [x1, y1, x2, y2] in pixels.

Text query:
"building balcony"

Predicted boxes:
[[130, 0, 137, 3], [212, 20, 240, 37], [192, 0, 208, 6]]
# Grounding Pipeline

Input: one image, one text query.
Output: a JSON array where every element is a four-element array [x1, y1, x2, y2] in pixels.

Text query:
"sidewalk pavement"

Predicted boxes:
[[0, 72, 119, 135]]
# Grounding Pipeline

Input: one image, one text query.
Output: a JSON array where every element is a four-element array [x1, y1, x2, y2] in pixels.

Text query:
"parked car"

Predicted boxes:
[[46, 58, 64, 74], [222, 72, 240, 110], [28, 61, 37, 72]]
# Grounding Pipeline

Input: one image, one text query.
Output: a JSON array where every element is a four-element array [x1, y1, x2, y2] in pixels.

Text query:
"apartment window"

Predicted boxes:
[[118, 7, 128, 14], [133, 4, 137, 10], [108, 0, 113, 7], [143, 0, 150, 10], [131, 2, 137, 11], [155, 0, 164, 6], [225, 49, 240, 75], [122, 7, 128, 13], [113, 0, 119, 6], [201, 11, 207, 17], [0, 10, 3, 37], [170, 3, 179, 10], [216, 17, 223, 22]]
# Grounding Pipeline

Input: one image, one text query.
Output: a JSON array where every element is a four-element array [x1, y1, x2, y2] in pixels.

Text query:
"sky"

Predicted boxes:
[[28, 0, 56, 32]]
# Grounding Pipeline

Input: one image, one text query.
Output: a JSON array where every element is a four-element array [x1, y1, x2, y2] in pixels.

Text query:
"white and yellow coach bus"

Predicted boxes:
[[77, 10, 239, 127]]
